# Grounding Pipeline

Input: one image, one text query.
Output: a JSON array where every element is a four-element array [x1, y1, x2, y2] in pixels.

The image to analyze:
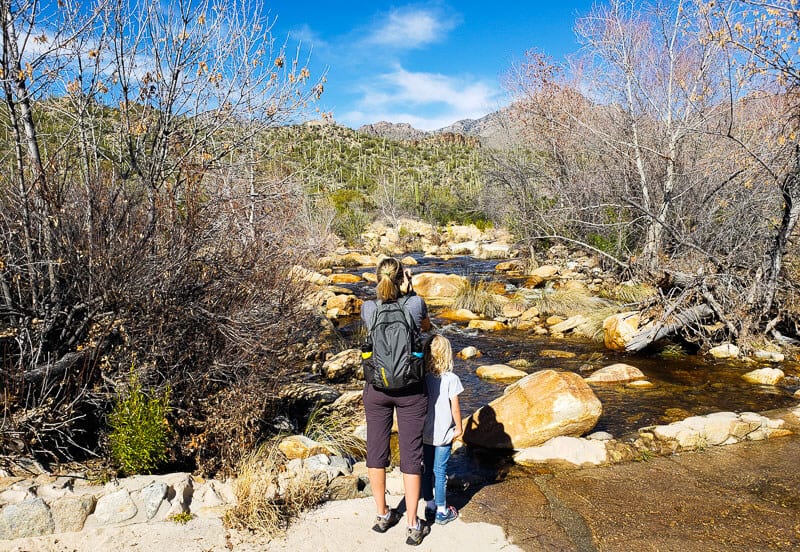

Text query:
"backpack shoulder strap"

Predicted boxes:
[[369, 300, 382, 330], [397, 295, 419, 331]]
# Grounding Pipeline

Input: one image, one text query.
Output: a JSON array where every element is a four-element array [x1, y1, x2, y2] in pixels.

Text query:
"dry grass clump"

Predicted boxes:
[[571, 306, 620, 342], [452, 278, 503, 318], [600, 282, 657, 304], [658, 343, 688, 358], [304, 404, 366, 458], [530, 288, 613, 318], [223, 441, 326, 536]]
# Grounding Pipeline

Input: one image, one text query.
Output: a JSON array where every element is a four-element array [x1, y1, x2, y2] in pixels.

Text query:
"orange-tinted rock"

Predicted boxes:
[[462, 370, 602, 449]]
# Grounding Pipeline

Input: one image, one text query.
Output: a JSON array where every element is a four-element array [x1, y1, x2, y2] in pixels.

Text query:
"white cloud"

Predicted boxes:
[[342, 66, 504, 130], [289, 24, 328, 50], [366, 8, 456, 49]]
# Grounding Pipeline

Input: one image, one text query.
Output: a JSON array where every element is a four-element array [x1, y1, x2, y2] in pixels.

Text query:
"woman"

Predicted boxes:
[[361, 257, 432, 546]]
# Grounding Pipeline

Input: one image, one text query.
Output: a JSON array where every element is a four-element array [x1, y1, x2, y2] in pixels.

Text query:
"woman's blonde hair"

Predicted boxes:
[[375, 257, 404, 302], [424, 335, 453, 376]]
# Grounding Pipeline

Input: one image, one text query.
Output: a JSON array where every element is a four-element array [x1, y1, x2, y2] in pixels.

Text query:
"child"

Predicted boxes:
[[421, 335, 463, 525]]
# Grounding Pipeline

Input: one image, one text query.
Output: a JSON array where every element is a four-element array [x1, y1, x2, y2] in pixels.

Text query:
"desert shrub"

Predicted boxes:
[[108, 369, 171, 475], [452, 277, 503, 318], [223, 441, 326, 536]]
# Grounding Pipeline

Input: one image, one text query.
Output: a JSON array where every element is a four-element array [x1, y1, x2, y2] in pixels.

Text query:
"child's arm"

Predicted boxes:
[[451, 395, 462, 439]]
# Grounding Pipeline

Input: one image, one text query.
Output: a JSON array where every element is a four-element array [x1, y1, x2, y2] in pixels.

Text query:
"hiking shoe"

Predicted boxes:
[[435, 505, 459, 525], [405, 521, 431, 546], [372, 508, 401, 533]]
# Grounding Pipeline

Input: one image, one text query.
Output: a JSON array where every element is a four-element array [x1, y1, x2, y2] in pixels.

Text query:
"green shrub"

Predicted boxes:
[[108, 369, 171, 475]]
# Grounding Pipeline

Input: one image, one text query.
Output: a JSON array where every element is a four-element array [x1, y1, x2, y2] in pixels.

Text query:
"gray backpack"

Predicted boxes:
[[362, 295, 424, 390]]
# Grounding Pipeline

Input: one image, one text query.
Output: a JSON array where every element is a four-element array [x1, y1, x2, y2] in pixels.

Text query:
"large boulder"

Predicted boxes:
[[411, 273, 467, 300], [602, 312, 640, 351], [462, 370, 602, 450]]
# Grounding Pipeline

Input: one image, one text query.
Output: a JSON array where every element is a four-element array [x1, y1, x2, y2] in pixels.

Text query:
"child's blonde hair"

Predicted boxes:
[[424, 335, 453, 376]]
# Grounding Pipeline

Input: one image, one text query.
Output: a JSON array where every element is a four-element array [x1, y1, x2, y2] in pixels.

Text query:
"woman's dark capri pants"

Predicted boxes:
[[363, 381, 427, 475]]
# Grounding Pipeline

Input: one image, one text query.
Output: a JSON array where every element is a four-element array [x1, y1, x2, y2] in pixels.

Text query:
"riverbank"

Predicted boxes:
[[5, 434, 799, 551]]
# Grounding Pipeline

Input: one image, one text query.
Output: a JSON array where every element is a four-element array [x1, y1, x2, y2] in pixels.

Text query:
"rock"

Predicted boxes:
[[477, 242, 513, 259], [325, 294, 363, 318], [166, 476, 193, 517], [456, 346, 482, 359], [411, 273, 468, 300], [476, 364, 527, 381], [501, 303, 526, 318], [602, 312, 640, 351], [507, 358, 532, 369], [584, 363, 646, 383], [362, 272, 378, 284], [50, 495, 95, 533], [462, 370, 602, 450], [550, 315, 589, 334], [437, 309, 480, 322], [467, 320, 508, 332], [514, 436, 608, 466], [139, 482, 168, 520], [339, 252, 378, 267], [0, 498, 55, 539], [519, 307, 540, 321], [329, 273, 362, 284], [532, 265, 559, 279], [321, 348, 363, 382], [495, 260, 525, 272], [449, 240, 479, 255], [627, 380, 653, 388], [587, 431, 614, 441], [92, 489, 138, 525], [326, 475, 369, 501], [742, 367, 784, 385], [279, 383, 341, 407], [539, 349, 576, 359], [752, 350, 785, 363], [384, 468, 404, 496], [290, 265, 332, 286], [523, 275, 545, 288], [278, 435, 331, 460], [400, 256, 418, 266], [545, 316, 565, 326], [708, 343, 740, 359]]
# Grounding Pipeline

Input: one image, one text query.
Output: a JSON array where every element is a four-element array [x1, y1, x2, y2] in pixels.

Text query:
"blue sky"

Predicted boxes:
[[270, 1, 597, 130]]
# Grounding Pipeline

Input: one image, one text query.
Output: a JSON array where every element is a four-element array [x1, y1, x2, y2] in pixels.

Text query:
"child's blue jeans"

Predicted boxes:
[[421, 443, 451, 507]]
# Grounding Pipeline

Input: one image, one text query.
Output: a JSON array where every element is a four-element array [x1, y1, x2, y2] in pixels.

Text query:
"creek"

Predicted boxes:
[[334, 254, 800, 480]]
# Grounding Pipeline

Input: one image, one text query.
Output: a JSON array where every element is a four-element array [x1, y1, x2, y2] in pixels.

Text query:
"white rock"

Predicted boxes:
[[139, 482, 168, 520], [92, 489, 138, 525], [50, 495, 95, 533], [752, 350, 784, 363], [0, 498, 55, 539], [514, 436, 608, 466], [587, 431, 614, 441], [708, 343, 739, 359]]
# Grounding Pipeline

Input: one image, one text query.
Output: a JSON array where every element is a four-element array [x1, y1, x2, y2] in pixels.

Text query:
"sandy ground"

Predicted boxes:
[[0, 496, 522, 552]]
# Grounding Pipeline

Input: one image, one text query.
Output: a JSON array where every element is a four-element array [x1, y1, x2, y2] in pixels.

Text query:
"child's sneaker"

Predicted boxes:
[[405, 521, 431, 546], [372, 508, 401, 533], [435, 505, 458, 525]]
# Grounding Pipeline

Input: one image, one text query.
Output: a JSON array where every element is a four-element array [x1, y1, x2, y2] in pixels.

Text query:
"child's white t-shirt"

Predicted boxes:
[[423, 372, 464, 446]]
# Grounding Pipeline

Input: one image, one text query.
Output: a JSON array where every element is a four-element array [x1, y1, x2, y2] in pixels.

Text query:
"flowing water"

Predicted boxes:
[[334, 254, 800, 480]]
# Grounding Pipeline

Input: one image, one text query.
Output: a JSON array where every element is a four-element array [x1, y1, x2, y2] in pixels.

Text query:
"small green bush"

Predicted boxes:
[[108, 369, 171, 475]]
